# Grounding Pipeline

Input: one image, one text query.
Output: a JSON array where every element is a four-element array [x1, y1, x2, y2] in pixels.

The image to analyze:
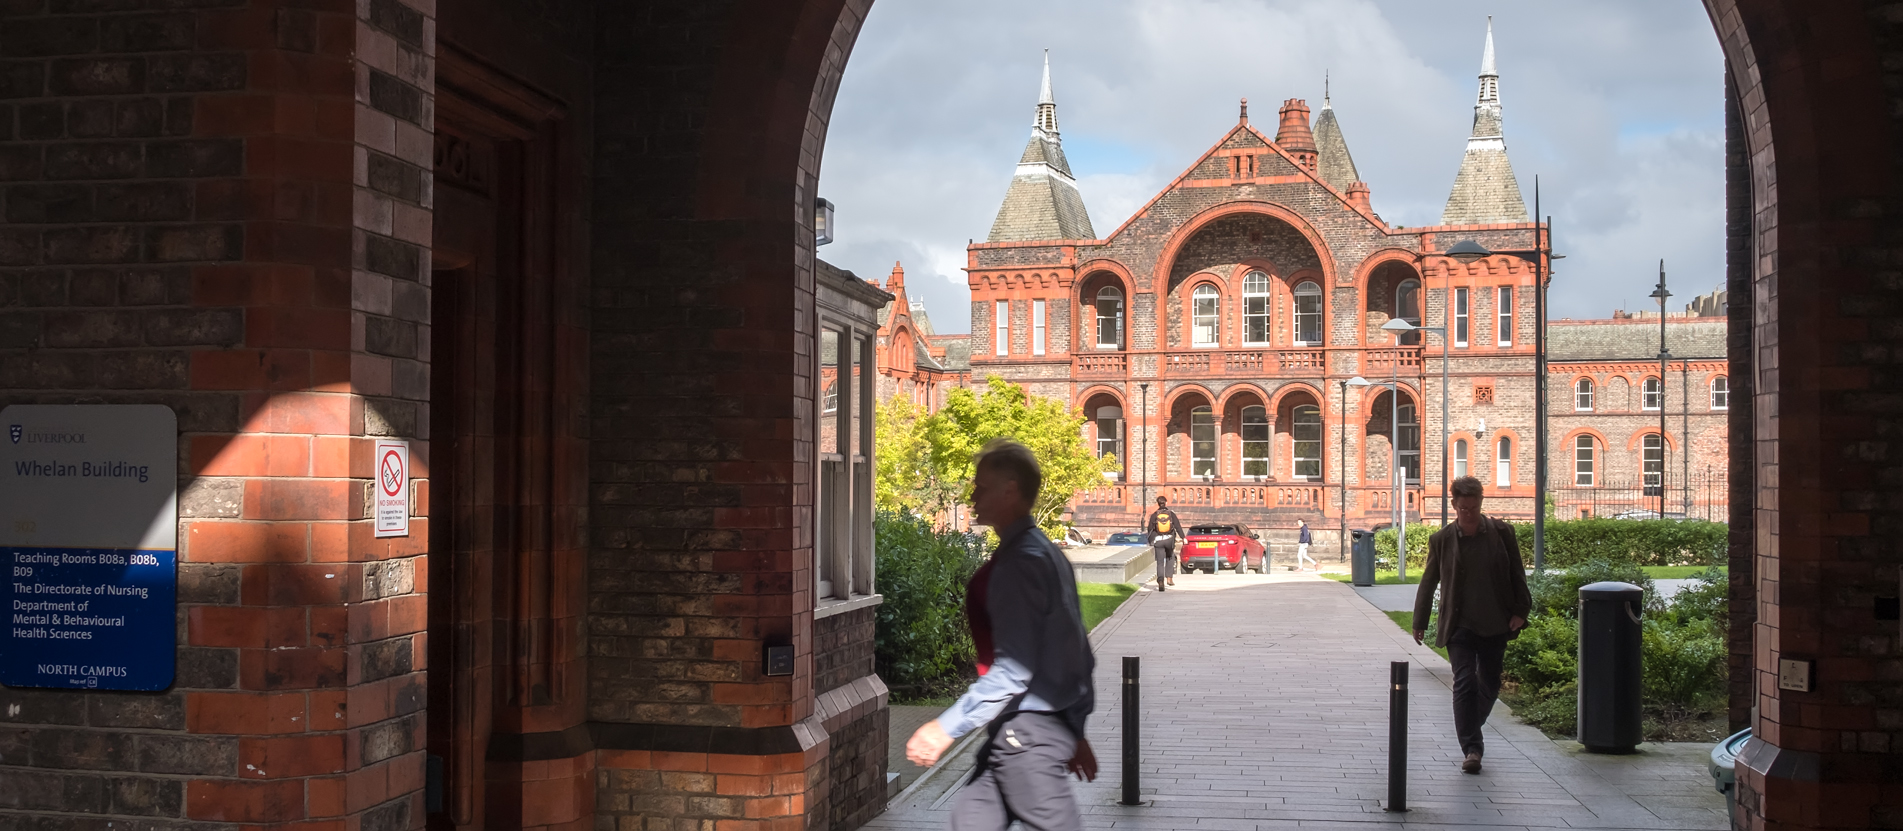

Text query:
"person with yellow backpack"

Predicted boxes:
[[1145, 495, 1183, 591]]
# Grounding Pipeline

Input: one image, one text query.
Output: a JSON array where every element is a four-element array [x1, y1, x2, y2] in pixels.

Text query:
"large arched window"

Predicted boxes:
[[1293, 280, 1323, 345], [1398, 400, 1420, 482], [1241, 405, 1270, 477], [1495, 435, 1512, 488], [1095, 406, 1123, 465], [1192, 285, 1220, 346], [1642, 376, 1663, 411], [1453, 438, 1469, 478], [1095, 286, 1123, 349], [1711, 376, 1730, 410], [1642, 433, 1664, 488], [1574, 435, 1596, 486], [1242, 271, 1271, 345], [1395, 279, 1422, 346], [1574, 378, 1595, 411], [1292, 405, 1322, 479], [1191, 406, 1217, 477]]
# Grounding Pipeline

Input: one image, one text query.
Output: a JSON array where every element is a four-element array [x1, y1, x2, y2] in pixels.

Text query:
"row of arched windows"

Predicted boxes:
[[1573, 376, 1730, 412], [1452, 436, 1515, 488], [1092, 271, 1328, 350], [1570, 433, 1668, 487]]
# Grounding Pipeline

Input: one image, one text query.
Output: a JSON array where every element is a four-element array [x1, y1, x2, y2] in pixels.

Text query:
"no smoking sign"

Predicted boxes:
[[373, 440, 409, 538]]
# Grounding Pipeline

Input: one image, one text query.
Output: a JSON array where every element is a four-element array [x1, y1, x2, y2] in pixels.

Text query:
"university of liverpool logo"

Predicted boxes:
[[9, 425, 20, 444]]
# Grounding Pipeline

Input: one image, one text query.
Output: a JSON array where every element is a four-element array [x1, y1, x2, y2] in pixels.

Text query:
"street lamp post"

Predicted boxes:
[[1651, 263, 1672, 520], [1441, 208, 1556, 570], [1349, 377, 1402, 578], [1382, 318, 1448, 529], [1338, 379, 1352, 561]]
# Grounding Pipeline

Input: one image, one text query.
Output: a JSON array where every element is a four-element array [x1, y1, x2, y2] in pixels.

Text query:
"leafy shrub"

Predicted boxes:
[[1514, 518, 1726, 568], [1372, 523, 1439, 571], [1527, 558, 1658, 618], [873, 510, 986, 699], [1661, 567, 1728, 632], [1507, 681, 1577, 737], [1504, 613, 1578, 695], [1641, 616, 1727, 718]]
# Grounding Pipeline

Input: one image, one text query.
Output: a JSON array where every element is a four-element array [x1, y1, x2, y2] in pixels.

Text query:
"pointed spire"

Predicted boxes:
[[888, 261, 905, 289], [1481, 17, 1496, 77], [989, 52, 1095, 242], [1313, 78, 1362, 191], [1441, 16, 1528, 225], [1034, 49, 1058, 134]]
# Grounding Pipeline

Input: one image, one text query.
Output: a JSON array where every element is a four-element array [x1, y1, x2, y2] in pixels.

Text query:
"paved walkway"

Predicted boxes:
[[870, 572, 1726, 831]]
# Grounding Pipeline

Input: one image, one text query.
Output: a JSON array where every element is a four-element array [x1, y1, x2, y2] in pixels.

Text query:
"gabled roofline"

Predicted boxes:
[[1096, 119, 1383, 243]]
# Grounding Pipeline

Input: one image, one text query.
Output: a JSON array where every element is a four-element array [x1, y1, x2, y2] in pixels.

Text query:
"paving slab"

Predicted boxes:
[[865, 573, 1727, 831]]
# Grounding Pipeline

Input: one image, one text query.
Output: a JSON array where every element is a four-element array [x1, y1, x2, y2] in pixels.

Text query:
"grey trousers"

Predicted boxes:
[[1448, 627, 1509, 756], [950, 712, 1082, 831], [1152, 539, 1176, 581]]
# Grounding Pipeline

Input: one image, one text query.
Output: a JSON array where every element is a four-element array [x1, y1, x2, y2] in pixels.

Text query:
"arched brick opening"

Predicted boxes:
[[0, 0, 1897, 828]]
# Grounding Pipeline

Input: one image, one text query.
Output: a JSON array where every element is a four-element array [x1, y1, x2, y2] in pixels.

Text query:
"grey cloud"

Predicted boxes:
[[820, 0, 1724, 328]]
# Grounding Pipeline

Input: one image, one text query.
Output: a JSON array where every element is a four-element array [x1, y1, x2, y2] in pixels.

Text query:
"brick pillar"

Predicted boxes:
[[0, 1, 432, 830], [1722, 59, 1756, 736]]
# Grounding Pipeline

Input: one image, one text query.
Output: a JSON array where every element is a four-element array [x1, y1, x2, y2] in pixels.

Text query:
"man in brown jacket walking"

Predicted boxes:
[[1411, 475, 1531, 774]]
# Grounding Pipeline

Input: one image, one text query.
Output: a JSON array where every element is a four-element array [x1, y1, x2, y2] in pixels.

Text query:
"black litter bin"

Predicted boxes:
[[1578, 581, 1644, 753], [1350, 529, 1376, 587]]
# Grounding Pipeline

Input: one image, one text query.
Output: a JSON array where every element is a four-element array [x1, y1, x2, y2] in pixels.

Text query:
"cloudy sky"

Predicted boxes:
[[817, 0, 1726, 333]]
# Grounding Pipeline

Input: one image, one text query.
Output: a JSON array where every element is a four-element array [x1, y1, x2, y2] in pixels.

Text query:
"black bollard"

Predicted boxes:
[[1386, 661, 1408, 812], [1120, 656, 1141, 805]]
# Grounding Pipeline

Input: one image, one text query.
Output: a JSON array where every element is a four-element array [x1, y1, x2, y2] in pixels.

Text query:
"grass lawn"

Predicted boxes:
[[1642, 565, 1726, 579], [1381, 611, 1448, 660], [1079, 583, 1138, 631], [1322, 570, 1422, 585]]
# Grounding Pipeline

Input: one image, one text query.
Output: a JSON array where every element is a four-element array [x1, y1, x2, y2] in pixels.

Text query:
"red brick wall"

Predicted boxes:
[[0, 0, 432, 828]]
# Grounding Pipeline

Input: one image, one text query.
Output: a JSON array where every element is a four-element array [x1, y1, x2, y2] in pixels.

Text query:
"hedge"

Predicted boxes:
[[1375, 517, 1726, 570], [872, 510, 987, 699]]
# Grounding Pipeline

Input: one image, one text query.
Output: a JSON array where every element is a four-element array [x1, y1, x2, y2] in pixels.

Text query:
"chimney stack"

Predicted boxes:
[[1275, 98, 1317, 171]]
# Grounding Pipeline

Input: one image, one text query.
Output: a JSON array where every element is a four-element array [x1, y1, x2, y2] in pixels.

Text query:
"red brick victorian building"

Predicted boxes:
[[969, 27, 1549, 545]]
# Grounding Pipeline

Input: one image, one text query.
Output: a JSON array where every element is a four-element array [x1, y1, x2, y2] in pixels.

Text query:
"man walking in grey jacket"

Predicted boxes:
[[1411, 476, 1531, 774], [906, 439, 1097, 831]]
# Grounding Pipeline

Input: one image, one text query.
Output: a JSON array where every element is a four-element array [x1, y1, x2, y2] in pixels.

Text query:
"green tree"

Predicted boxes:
[[875, 376, 1116, 536]]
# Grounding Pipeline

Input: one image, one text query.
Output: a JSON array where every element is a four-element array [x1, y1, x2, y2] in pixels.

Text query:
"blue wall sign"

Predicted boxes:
[[2, 405, 178, 691]]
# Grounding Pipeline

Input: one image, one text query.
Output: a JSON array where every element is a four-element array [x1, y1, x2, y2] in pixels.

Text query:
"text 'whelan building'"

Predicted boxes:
[[969, 26, 1548, 543]]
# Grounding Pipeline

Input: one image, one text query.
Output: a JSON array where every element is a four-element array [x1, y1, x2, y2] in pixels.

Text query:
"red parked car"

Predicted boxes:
[[1180, 523, 1267, 573]]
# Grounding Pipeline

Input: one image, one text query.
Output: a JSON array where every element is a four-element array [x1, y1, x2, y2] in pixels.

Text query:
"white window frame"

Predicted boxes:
[[1642, 376, 1663, 411], [1096, 286, 1123, 349], [815, 323, 874, 603], [995, 299, 1009, 356], [1292, 404, 1322, 479], [1574, 378, 1594, 411], [1294, 280, 1322, 346], [1643, 433, 1664, 487], [1574, 435, 1595, 486], [1495, 435, 1512, 488], [1711, 376, 1729, 410], [1241, 405, 1270, 477], [1395, 279, 1422, 346], [1032, 299, 1046, 356], [1398, 400, 1420, 483], [1454, 287, 1469, 348], [1095, 406, 1123, 477], [1453, 438, 1469, 478], [1242, 271, 1271, 345], [1192, 285, 1220, 347], [1496, 286, 1513, 346], [1191, 406, 1216, 478]]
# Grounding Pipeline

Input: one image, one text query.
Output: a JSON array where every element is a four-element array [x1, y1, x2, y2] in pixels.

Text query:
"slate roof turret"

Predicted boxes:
[[1441, 17, 1530, 225], [987, 51, 1097, 242], [1313, 77, 1362, 192]]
